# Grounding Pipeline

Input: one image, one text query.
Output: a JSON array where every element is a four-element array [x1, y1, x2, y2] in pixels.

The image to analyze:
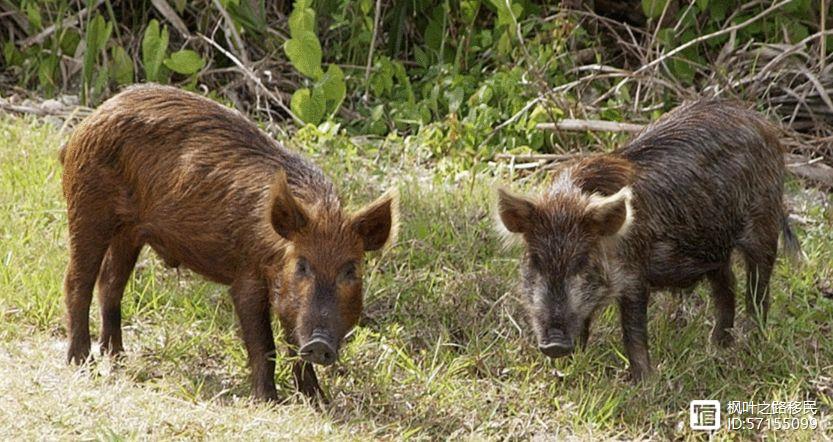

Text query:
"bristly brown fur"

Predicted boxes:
[[60, 84, 398, 401], [495, 99, 799, 382]]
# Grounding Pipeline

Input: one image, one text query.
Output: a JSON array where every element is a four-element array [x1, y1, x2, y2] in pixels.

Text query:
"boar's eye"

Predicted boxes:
[[295, 257, 312, 277], [339, 261, 359, 282]]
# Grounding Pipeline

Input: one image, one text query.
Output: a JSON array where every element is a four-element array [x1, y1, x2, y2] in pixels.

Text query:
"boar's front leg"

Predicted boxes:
[[230, 277, 278, 401], [618, 287, 654, 381], [277, 318, 323, 398], [290, 351, 323, 398]]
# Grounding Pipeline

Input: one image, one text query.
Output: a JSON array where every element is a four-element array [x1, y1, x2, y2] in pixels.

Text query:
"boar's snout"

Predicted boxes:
[[299, 330, 338, 366], [538, 328, 574, 358]]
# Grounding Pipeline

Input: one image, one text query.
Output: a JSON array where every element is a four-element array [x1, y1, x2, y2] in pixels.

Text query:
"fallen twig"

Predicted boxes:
[[536, 119, 645, 133], [0, 100, 92, 118], [786, 153, 833, 187], [494, 153, 577, 162]]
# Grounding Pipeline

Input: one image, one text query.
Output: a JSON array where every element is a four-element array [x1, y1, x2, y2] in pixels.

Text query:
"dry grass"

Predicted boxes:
[[0, 338, 352, 440]]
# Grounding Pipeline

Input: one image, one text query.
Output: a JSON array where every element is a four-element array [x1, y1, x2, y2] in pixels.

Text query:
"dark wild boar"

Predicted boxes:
[[60, 84, 398, 400], [495, 100, 799, 380]]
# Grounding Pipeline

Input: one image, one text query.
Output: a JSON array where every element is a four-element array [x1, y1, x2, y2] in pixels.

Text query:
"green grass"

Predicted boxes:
[[0, 115, 831, 440]]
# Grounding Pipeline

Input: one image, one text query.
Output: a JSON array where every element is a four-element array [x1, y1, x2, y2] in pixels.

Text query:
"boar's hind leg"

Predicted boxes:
[[65, 207, 116, 364], [230, 277, 278, 401], [618, 287, 653, 381], [739, 222, 778, 326], [96, 232, 142, 356], [707, 262, 736, 347]]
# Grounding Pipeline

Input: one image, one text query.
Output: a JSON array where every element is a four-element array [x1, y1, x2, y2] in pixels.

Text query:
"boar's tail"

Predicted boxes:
[[781, 213, 802, 262]]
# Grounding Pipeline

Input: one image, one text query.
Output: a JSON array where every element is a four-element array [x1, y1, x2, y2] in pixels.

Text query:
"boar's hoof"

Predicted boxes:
[[539, 342, 573, 358], [710, 329, 735, 348], [300, 336, 337, 366]]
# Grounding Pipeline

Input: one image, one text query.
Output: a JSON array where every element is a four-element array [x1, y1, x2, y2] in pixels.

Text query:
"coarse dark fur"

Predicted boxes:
[[496, 100, 800, 380], [60, 84, 398, 400]]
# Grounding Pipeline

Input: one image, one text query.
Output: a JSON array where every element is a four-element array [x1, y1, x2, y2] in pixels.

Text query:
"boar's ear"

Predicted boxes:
[[269, 171, 309, 239], [496, 187, 537, 234], [585, 186, 633, 237], [351, 189, 399, 251]]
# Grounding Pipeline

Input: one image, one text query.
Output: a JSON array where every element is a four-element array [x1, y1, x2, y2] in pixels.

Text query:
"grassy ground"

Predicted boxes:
[[0, 115, 831, 440]]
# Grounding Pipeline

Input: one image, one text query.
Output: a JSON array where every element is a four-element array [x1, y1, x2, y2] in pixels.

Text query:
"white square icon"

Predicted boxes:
[[690, 400, 721, 430]]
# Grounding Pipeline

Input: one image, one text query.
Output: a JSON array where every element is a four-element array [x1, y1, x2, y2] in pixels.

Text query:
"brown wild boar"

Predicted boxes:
[[495, 100, 799, 380], [60, 84, 398, 400]]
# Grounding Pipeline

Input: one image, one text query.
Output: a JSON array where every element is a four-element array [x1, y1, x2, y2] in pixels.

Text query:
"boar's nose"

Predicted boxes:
[[539, 328, 573, 358], [299, 331, 338, 366]]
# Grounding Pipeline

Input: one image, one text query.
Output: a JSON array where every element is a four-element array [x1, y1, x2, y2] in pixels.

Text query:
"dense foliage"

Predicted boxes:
[[1, 0, 830, 160]]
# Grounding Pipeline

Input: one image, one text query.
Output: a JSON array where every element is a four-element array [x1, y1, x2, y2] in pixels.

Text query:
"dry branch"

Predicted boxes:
[[212, 0, 250, 66], [536, 119, 645, 133], [786, 153, 833, 187], [494, 153, 577, 162], [362, 0, 384, 101], [0, 100, 92, 118], [198, 34, 302, 125]]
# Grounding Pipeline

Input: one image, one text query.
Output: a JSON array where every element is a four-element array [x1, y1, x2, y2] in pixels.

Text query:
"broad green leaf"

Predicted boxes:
[[83, 14, 112, 102], [227, 0, 267, 34], [111, 46, 134, 85], [317, 64, 346, 116], [163, 50, 205, 75], [37, 55, 58, 93], [60, 29, 81, 56], [318, 64, 345, 102], [288, 2, 316, 38], [392, 61, 415, 105], [3, 41, 22, 66], [92, 65, 110, 100], [490, 0, 522, 32], [709, 0, 730, 21], [424, 18, 443, 51], [142, 19, 169, 82], [496, 30, 512, 55], [94, 22, 113, 54], [290, 88, 325, 125], [86, 14, 112, 55], [370, 57, 394, 96], [668, 58, 695, 84], [284, 31, 323, 80], [641, 0, 669, 20], [414, 46, 429, 67]]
